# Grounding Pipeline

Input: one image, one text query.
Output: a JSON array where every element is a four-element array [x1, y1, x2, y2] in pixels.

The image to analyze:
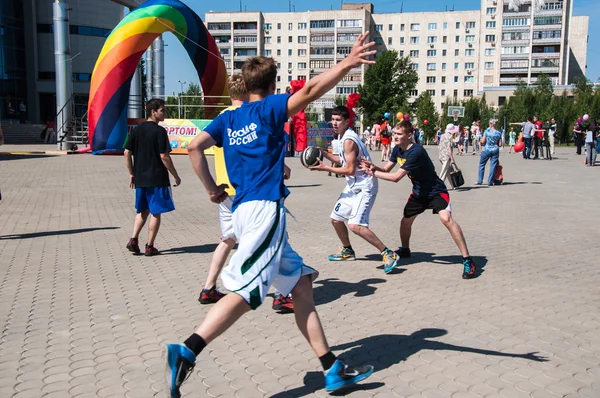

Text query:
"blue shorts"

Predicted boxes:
[[135, 186, 175, 214]]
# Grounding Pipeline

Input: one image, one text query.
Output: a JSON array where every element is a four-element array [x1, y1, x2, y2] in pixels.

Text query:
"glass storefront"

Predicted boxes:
[[0, 0, 27, 120]]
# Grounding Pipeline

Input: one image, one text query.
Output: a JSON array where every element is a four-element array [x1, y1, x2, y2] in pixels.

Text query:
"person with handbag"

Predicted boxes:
[[438, 123, 458, 190], [475, 119, 503, 186]]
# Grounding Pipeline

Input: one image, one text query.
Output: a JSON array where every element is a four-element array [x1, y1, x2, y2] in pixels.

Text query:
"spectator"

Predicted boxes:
[[510, 117, 535, 159], [18, 101, 26, 124], [438, 123, 457, 189], [476, 119, 503, 186], [585, 119, 598, 166], [548, 118, 557, 156]]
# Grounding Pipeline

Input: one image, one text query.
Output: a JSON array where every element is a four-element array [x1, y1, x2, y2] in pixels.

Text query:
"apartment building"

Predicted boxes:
[[206, 0, 588, 112]]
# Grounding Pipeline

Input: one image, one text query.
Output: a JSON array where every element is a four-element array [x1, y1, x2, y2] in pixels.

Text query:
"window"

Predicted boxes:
[[264, 36, 272, 44], [337, 46, 352, 56], [464, 76, 475, 83], [410, 37, 420, 44], [465, 62, 475, 69], [298, 36, 307, 43], [454, 76, 459, 83], [503, 32, 530, 41], [277, 89, 281, 94], [310, 47, 334, 55], [485, 62, 495, 69], [399, 50, 404, 57], [310, 20, 335, 28], [288, 49, 292, 56], [427, 50, 437, 57], [410, 50, 419, 57], [337, 33, 359, 42], [442, 63, 447, 70], [375, 24, 383, 32], [453, 89, 458, 97], [534, 16, 562, 25], [501, 46, 529, 54], [442, 49, 447, 56], [288, 36, 293, 43], [277, 76, 281, 82], [374, 37, 384, 45], [262, 49, 271, 56], [443, 22, 448, 30], [400, 37, 405, 44], [264, 23, 272, 30], [311, 33, 335, 42], [466, 22, 476, 29], [454, 63, 459, 70], [442, 76, 446, 83], [533, 30, 561, 39], [441, 89, 446, 96], [485, 48, 496, 56], [426, 76, 436, 83], [298, 49, 307, 56], [389, 24, 393, 31], [233, 36, 257, 43], [288, 76, 293, 82], [486, 21, 497, 29], [464, 89, 474, 97], [277, 49, 281, 56], [486, 7, 496, 15], [298, 22, 307, 29], [409, 90, 419, 97], [411, 23, 420, 31], [427, 63, 436, 70], [455, 36, 460, 43], [466, 35, 476, 42], [277, 36, 281, 43], [298, 75, 306, 80], [503, 18, 530, 27], [277, 23, 281, 30], [427, 90, 435, 96], [310, 60, 334, 68], [455, 49, 459, 56], [336, 87, 358, 94], [388, 37, 393, 45], [337, 19, 362, 28], [208, 23, 231, 30], [400, 24, 405, 31], [456, 22, 461, 29], [443, 36, 447, 44], [465, 49, 475, 56], [428, 23, 437, 30], [427, 36, 437, 44], [288, 23, 293, 30], [485, 35, 496, 42], [298, 62, 307, 69], [288, 62, 293, 69], [501, 60, 529, 68], [411, 64, 419, 70]]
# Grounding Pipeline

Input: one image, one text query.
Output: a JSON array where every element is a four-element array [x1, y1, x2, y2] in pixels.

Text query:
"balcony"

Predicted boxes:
[[232, 41, 258, 48], [500, 67, 528, 74], [532, 51, 559, 58], [216, 41, 231, 48], [499, 77, 522, 84], [336, 26, 363, 34], [532, 37, 562, 45], [500, 53, 530, 59], [310, 40, 335, 47], [531, 66, 559, 73], [310, 26, 335, 33], [233, 28, 258, 35], [310, 53, 335, 60], [501, 39, 529, 46], [232, 54, 255, 61]]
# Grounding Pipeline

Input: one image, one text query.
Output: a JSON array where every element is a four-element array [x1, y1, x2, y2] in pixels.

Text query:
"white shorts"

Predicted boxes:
[[330, 185, 377, 226], [220, 199, 318, 310], [219, 197, 235, 240]]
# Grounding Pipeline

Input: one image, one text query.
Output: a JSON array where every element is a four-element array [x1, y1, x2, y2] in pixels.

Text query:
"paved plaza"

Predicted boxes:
[[0, 144, 599, 398]]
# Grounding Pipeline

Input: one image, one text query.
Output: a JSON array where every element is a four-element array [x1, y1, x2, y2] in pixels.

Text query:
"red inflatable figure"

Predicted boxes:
[[290, 79, 307, 152]]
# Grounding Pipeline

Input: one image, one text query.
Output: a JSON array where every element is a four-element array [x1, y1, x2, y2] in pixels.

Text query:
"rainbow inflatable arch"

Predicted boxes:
[[88, 0, 229, 154]]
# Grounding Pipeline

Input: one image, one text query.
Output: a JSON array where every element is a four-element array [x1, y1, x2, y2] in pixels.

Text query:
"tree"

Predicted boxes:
[[357, 50, 418, 127], [415, 92, 438, 143], [533, 73, 554, 120], [181, 83, 204, 119], [304, 105, 320, 122], [334, 95, 347, 107]]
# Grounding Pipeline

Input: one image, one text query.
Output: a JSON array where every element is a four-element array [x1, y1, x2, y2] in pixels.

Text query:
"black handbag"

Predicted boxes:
[[450, 162, 465, 188]]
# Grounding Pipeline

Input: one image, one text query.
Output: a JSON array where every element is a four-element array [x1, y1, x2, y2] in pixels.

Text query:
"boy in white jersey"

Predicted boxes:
[[166, 34, 377, 397], [309, 106, 399, 269]]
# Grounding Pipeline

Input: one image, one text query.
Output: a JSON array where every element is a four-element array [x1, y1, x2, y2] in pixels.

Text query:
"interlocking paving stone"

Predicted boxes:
[[0, 146, 599, 397]]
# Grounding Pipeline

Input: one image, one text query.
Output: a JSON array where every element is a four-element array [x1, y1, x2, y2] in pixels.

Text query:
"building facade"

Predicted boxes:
[[206, 0, 588, 112]]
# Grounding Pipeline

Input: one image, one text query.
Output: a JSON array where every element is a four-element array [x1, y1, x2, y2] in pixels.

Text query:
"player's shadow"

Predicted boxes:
[[269, 372, 383, 397], [0, 226, 119, 240], [270, 328, 547, 397], [161, 243, 233, 255], [373, 253, 487, 278], [312, 277, 386, 306], [286, 184, 322, 188], [501, 181, 543, 185]]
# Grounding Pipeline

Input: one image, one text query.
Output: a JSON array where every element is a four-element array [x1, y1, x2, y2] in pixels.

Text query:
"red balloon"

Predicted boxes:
[[403, 114, 410, 121], [424, 120, 429, 125], [514, 141, 525, 153]]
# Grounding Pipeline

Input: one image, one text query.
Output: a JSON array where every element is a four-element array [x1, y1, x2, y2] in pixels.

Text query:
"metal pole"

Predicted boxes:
[[145, 47, 153, 101], [128, 62, 143, 118], [53, 0, 72, 150], [152, 36, 165, 98]]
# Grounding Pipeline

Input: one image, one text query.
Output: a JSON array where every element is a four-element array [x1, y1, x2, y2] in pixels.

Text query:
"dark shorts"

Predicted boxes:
[[135, 186, 175, 214], [403, 193, 451, 218]]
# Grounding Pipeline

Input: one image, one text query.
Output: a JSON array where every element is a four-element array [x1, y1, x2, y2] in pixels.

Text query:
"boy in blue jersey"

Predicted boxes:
[[165, 33, 377, 397], [360, 121, 476, 280]]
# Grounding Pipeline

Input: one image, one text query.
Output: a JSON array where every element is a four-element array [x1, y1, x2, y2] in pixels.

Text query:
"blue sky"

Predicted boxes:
[[162, 0, 598, 95]]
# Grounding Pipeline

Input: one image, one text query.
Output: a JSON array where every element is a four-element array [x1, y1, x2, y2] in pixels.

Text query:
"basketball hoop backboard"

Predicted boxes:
[[448, 106, 465, 118]]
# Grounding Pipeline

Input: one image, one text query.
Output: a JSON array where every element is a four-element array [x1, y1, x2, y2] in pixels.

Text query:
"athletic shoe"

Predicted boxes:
[[145, 244, 159, 257], [394, 247, 411, 258], [462, 258, 477, 279], [328, 247, 356, 261], [126, 238, 140, 254], [383, 249, 399, 274], [164, 344, 196, 398], [272, 294, 294, 313], [198, 286, 226, 304], [324, 359, 374, 392]]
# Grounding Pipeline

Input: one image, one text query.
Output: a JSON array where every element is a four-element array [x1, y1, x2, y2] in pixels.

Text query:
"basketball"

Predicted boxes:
[[300, 146, 323, 168], [514, 141, 525, 153]]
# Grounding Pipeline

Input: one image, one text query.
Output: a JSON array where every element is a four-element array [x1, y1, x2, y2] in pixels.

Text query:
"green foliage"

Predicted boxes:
[[414, 92, 439, 142], [357, 50, 418, 126], [334, 95, 347, 107], [305, 105, 320, 122], [165, 83, 206, 119]]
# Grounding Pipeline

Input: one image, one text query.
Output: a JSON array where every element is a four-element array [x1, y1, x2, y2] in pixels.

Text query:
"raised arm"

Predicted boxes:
[[286, 33, 375, 117], [188, 133, 228, 203]]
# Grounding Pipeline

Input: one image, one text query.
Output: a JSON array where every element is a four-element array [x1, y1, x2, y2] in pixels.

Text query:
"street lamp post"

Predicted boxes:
[[178, 80, 186, 119]]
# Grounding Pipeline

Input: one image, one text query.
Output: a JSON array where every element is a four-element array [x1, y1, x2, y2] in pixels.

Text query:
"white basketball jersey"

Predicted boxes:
[[339, 128, 377, 190]]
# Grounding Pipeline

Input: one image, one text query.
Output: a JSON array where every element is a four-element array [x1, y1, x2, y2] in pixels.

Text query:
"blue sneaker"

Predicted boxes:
[[324, 359, 374, 392], [328, 247, 356, 261], [165, 344, 196, 398], [383, 249, 399, 274]]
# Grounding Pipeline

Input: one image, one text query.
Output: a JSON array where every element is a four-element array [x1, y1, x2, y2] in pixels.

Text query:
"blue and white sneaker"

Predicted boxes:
[[382, 249, 399, 274], [324, 359, 374, 392], [165, 344, 196, 398]]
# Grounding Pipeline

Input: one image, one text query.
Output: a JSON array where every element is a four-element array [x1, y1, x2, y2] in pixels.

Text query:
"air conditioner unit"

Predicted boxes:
[[491, 42, 496, 47], [429, 44, 434, 48], [467, 69, 472, 75], [493, 0, 497, 4], [265, 30, 269, 34], [468, 43, 473, 47], [465, 28, 470, 33], [491, 14, 496, 19]]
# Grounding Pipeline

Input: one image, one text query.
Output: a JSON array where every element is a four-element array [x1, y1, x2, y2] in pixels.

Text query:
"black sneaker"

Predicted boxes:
[[462, 258, 477, 279], [394, 247, 411, 258], [198, 286, 226, 304], [324, 359, 374, 392], [126, 238, 140, 254], [145, 244, 159, 257]]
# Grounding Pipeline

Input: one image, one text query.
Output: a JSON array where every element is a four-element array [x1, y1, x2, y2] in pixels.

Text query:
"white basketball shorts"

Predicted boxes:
[[219, 197, 235, 240], [220, 199, 318, 310], [330, 185, 377, 227]]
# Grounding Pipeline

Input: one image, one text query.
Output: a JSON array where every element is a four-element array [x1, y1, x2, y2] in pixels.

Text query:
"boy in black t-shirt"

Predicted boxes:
[[124, 99, 181, 256], [360, 121, 476, 279]]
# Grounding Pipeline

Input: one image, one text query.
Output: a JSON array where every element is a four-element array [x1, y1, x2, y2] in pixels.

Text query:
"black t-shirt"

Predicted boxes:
[[390, 144, 447, 197], [124, 121, 171, 188]]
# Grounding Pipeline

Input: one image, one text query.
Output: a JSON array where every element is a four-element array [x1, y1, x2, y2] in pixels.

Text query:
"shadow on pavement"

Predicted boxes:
[[313, 277, 386, 306], [286, 184, 322, 188], [0, 154, 58, 161], [0, 226, 119, 240], [270, 328, 547, 397], [161, 243, 228, 254]]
